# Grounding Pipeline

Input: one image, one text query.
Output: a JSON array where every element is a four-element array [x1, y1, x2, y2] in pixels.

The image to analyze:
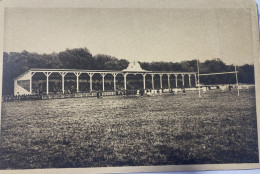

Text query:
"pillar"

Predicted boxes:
[[77, 75, 79, 92], [30, 78, 32, 94], [123, 73, 127, 90], [160, 74, 163, 89], [188, 74, 191, 87], [182, 74, 185, 87], [235, 65, 239, 96], [62, 75, 64, 94], [143, 74, 146, 89], [101, 73, 106, 91], [59, 72, 67, 94], [175, 74, 178, 88], [151, 74, 155, 89], [102, 76, 105, 91], [88, 73, 94, 92], [30, 72, 35, 94], [194, 74, 197, 87], [112, 73, 117, 91], [167, 74, 170, 89], [44, 72, 52, 95], [47, 76, 49, 95], [74, 72, 81, 93]]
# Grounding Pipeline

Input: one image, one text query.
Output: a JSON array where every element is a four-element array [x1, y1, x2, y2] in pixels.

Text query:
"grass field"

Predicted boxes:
[[0, 89, 258, 169]]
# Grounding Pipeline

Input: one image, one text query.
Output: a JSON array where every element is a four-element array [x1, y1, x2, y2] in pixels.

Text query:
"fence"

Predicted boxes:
[[2, 88, 203, 102], [2, 91, 118, 102]]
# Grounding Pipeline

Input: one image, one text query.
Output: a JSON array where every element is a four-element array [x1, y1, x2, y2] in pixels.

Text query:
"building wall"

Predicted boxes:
[[14, 71, 31, 95]]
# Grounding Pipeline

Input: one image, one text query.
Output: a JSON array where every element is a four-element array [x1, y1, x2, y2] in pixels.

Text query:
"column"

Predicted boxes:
[[151, 74, 155, 89], [143, 74, 146, 89], [59, 72, 67, 94], [194, 74, 198, 86], [30, 76, 32, 94], [47, 75, 49, 95], [160, 74, 163, 89], [182, 74, 185, 87], [167, 74, 170, 89], [74, 72, 81, 93], [175, 74, 178, 88], [44, 72, 52, 95], [235, 65, 239, 96], [101, 73, 107, 91], [194, 74, 197, 87], [112, 73, 117, 91], [62, 75, 64, 94], [77, 74, 79, 93], [30, 72, 36, 94], [188, 74, 191, 87], [123, 73, 128, 90], [88, 73, 94, 92]]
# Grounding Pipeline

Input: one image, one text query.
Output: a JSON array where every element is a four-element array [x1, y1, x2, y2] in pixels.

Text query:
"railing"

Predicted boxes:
[[2, 88, 203, 102], [2, 91, 118, 102], [2, 94, 43, 102]]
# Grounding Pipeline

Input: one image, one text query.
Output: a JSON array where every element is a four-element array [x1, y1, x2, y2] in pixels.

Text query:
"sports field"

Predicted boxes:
[[0, 89, 258, 169]]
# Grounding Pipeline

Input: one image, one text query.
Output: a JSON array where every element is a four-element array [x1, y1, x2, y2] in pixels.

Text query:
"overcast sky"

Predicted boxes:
[[4, 8, 254, 65]]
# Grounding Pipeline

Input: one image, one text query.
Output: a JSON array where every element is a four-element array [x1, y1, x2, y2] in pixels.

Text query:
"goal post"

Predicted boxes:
[[196, 60, 239, 97]]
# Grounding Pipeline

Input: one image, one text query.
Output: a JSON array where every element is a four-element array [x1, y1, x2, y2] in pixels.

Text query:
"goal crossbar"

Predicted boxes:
[[199, 71, 238, 76], [196, 59, 239, 96]]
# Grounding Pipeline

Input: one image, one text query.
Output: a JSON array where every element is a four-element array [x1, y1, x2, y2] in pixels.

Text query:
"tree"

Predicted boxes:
[[1, 48, 255, 95], [58, 48, 94, 69]]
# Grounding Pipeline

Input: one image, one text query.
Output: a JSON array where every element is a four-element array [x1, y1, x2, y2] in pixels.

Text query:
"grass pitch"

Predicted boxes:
[[0, 89, 258, 169]]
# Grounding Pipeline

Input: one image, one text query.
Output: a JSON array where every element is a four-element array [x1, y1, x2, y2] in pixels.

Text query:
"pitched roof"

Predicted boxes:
[[122, 61, 148, 72]]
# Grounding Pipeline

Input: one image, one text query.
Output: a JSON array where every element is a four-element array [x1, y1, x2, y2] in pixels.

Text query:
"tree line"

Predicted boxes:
[[2, 48, 255, 95]]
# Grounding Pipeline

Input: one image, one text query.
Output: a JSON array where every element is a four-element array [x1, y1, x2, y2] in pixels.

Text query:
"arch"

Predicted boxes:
[[79, 73, 90, 92], [161, 74, 168, 89], [169, 74, 175, 88], [145, 73, 152, 89], [32, 72, 48, 94], [62, 72, 77, 94], [152, 74, 161, 89], [91, 73, 102, 91], [125, 73, 143, 90], [104, 73, 114, 91], [116, 73, 124, 90], [173, 74, 180, 88]]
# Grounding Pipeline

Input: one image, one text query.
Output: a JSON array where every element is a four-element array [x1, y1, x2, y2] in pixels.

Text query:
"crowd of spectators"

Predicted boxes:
[[3, 80, 181, 102], [2, 94, 42, 102], [31, 81, 129, 95]]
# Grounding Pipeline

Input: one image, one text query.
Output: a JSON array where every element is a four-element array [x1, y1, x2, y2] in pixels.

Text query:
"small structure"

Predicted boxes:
[[13, 61, 197, 95], [122, 61, 146, 72]]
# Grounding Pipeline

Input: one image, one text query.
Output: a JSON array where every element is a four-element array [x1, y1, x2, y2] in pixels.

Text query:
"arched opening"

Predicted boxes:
[[116, 74, 124, 90], [63, 73, 77, 94], [162, 74, 168, 89], [104, 73, 114, 91], [176, 74, 183, 88], [184, 74, 189, 88], [79, 73, 90, 92], [126, 74, 143, 90], [48, 73, 62, 94], [153, 74, 160, 89], [146, 74, 152, 89], [92, 73, 102, 91], [32, 72, 47, 94], [169, 74, 175, 88]]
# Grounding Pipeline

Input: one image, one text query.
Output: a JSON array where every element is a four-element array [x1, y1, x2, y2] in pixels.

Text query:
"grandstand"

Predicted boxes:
[[13, 61, 197, 96]]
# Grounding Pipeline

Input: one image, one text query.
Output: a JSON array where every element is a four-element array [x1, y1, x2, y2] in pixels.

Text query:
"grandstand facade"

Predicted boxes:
[[13, 61, 197, 95]]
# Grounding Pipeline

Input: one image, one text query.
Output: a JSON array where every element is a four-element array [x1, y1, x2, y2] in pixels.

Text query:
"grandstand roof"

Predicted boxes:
[[13, 61, 196, 80]]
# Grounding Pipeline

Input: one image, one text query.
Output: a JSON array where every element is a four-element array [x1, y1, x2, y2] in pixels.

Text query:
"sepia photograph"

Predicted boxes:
[[0, 0, 259, 173]]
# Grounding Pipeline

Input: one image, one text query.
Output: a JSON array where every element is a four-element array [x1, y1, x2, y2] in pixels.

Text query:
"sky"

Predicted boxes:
[[256, 0, 260, 36], [3, 7, 255, 65]]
